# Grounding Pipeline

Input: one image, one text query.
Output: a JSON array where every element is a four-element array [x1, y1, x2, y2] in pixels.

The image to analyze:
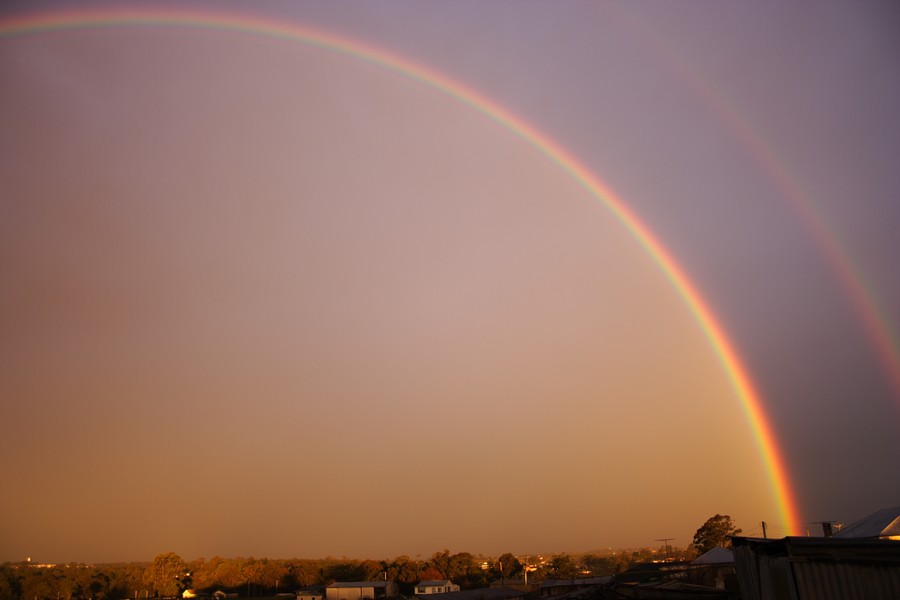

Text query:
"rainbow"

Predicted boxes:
[[0, 6, 803, 531], [702, 88, 900, 404], [611, 7, 900, 405]]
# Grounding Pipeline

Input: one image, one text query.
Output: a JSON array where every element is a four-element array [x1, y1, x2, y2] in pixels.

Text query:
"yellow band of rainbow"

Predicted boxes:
[[0, 6, 803, 533]]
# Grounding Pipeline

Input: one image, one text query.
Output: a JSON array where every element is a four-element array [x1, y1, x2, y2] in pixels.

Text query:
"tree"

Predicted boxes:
[[143, 552, 187, 597], [547, 554, 578, 579], [212, 558, 244, 590], [389, 556, 421, 586], [446, 552, 482, 588], [429, 551, 451, 580], [692, 514, 742, 553], [0, 565, 22, 600], [287, 560, 321, 587], [495, 554, 521, 580], [418, 567, 445, 581], [21, 570, 54, 600]]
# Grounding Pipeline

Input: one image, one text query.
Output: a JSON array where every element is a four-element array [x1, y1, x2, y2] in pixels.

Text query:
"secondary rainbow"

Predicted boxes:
[[0, 6, 803, 531], [612, 7, 900, 405]]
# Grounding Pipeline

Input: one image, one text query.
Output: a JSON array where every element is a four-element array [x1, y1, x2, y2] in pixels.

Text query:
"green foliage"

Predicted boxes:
[[0, 567, 21, 600], [444, 552, 485, 588], [285, 560, 320, 587], [321, 560, 366, 584], [1, 546, 698, 600], [546, 554, 578, 579], [692, 514, 742, 553], [494, 553, 521, 579], [581, 553, 622, 576], [143, 552, 187, 598], [382, 555, 420, 588]]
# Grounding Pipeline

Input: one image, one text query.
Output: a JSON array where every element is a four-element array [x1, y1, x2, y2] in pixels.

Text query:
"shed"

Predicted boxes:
[[732, 536, 900, 600], [326, 581, 398, 600]]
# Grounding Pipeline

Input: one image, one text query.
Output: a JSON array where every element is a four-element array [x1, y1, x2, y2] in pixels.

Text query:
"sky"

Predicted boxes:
[[1, 1, 898, 564]]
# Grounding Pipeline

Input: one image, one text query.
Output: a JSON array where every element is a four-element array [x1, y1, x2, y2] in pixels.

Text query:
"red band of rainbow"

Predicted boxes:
[[0, 6, 803, 533]]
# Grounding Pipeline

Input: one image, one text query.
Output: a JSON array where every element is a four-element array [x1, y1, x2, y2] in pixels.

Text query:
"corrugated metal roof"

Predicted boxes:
[[540, 578, 611, 588], [733, 536, 900, 600], [834, 505, 900, 539], [327, 582, 391, 589], [692, 547, 734, 565]]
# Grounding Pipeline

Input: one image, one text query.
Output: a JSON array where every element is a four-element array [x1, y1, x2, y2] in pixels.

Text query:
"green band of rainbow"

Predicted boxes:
[[0, 6, 803, 532], [616, 9, 900, 405]]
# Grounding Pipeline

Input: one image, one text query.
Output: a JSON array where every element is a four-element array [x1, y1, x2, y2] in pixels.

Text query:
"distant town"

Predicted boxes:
[[4, 508, 899, 600]]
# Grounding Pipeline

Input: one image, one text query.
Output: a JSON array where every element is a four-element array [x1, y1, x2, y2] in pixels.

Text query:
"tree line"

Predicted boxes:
[[0, 546, 693, 600], [1, 513, 741, 600]]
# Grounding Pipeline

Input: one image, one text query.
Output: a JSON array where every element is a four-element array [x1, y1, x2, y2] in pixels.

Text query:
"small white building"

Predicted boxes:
[[414, 581, 459, 595]]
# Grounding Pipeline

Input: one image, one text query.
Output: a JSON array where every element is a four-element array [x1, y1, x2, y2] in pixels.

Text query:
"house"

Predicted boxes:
[[297, 589, 325, 600], [833, 505, 900, 540], [414, 581, 460, 595], [325, 581, 399, 600]]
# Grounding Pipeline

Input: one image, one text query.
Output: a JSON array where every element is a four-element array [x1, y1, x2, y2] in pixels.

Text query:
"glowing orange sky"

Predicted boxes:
[[1, 1, 898, 563]]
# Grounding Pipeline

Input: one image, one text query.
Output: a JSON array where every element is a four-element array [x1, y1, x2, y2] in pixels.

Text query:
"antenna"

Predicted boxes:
[[655, 538, 674, 561], [815, 521, 840, 537]]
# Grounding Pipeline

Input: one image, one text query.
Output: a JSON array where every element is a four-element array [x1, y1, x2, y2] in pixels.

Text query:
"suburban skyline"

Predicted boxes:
[[1, 1, 898, 564]]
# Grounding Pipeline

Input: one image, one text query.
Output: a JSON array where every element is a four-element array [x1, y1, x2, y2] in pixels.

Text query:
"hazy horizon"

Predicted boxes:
[[13, 544, 689, 565]]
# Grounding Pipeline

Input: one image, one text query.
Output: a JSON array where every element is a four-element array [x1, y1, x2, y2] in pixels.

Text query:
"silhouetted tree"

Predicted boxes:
[[322, 562, 366, 584], [495, 554, 521, 579], [446, 553, 482, 588], [692, 514, 742, 553], [547, 555, 577, 579]]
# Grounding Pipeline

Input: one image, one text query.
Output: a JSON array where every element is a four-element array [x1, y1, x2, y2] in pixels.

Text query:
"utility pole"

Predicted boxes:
[[655, 538, 674, 562], [762, 521, 767, 539]]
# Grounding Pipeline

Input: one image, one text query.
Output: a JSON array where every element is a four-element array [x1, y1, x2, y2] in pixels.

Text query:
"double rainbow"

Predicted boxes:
[[0, 6, 803, 532], [614, 9, 900, 404]]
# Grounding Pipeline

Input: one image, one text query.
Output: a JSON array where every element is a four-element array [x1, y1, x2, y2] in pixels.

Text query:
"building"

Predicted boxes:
[[685, 547, 737, 592], [732, 536, 900, 599], [489, 579, 531, 593], [325, 582, 399, 600], [607, 560, 737, 599], [539, 577, 611, 598], [833, 505, 900, 540], [414, 581, 460, 595], [413, 588, 525, 600]]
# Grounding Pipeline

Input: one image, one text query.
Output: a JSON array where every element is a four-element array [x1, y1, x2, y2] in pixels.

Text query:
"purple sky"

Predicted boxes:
[[1, 1, 898, 563]]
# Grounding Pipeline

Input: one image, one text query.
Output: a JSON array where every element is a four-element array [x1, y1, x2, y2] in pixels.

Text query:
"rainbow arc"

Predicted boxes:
[[0, 6, 803, 532]]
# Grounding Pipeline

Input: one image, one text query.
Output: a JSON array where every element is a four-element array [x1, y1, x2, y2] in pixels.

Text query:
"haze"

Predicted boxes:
[[1, 1, 898, 564]]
